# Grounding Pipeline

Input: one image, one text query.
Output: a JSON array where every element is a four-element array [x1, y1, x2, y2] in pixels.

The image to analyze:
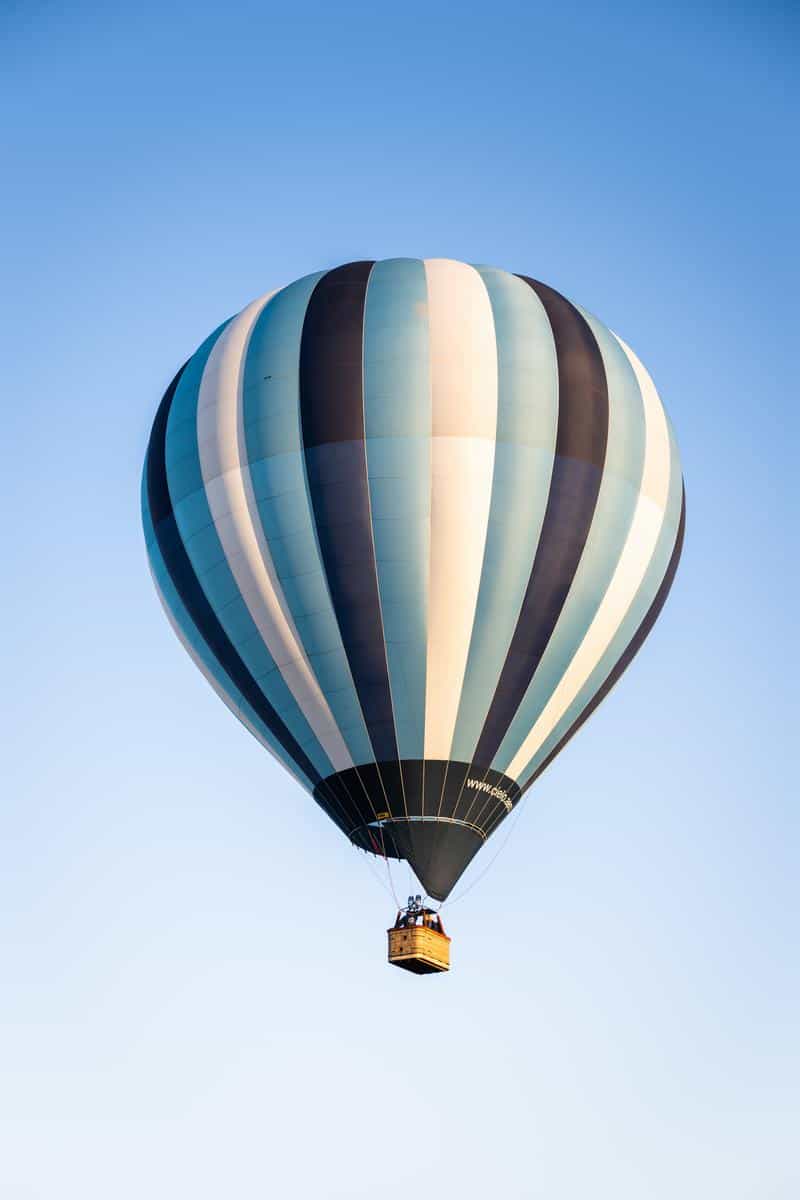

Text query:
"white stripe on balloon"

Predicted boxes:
[[423, 259, 499, 763], [195, 293, 354, 773]]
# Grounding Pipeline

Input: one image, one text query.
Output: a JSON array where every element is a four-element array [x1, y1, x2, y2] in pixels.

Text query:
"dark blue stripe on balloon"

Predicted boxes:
[[299, 261, 400, 766], [145, 365, 326, 793], [520, 486, 686, 794], [473, 278, 610, 769]]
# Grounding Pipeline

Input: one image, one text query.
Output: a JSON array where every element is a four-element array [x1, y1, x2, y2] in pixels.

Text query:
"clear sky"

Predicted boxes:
[[2, 3, 797, 1197]]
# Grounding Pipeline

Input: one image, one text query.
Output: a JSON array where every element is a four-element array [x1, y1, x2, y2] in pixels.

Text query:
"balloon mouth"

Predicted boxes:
[[352, 816, 487, 902], [363, 813, 487, 837], [313, 758, 520, 901]]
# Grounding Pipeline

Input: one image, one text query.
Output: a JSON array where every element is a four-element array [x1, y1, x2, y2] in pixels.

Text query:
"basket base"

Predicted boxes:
[[389, 954, 449, 975]]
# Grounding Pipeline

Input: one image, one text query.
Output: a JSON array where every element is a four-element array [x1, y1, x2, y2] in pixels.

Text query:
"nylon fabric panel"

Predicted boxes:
[[450, 266, 558, 764], [156, 325, 230, 511], [165, 484, 335, 768], [165, 343, 336, 781], [144, 367, 331, 795], [503, 318, 668, 780], [473, 279, 609, 769], [147, 543, 360, 835], [513, 366, 684, 789], [363, 258, 431, 763], [423, 258, 498, 764], [242, 273, 374, 769], [519, 488, 685, 794], [493, 303, 646, 776], [145, 365, 190, 528], [144, 488, 321, 799], [299, 262, 400, 766], [195, 291, 353, 773]]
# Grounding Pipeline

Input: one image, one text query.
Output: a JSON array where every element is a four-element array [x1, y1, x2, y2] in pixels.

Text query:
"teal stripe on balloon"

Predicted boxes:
[[242, 272, 375, 767], [160, 322, 230, 510], [513, 427, 684, 790], [362, 258, 431, 761], [162, 312, 336, 780], [450, 266, 559, 764], [141, 475, 318, 794], [492, 303, 647, 776]]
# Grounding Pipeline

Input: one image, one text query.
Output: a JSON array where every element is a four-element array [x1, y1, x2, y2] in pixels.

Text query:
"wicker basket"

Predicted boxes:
[[387, 924, 451, 974]]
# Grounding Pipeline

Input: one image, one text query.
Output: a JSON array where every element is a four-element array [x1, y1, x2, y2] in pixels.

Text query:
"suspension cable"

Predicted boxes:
[[355, 844, 394, 896], [378, 823, 402, 909]]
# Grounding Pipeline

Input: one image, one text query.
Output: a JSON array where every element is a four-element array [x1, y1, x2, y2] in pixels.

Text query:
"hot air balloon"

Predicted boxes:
[[142, 258, 684, 973]]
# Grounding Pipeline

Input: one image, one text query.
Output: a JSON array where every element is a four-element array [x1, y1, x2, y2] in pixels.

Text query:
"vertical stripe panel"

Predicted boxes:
[[145, 366, 332, 794], [242, 272, 374, 768], [450, 266, 559, 763], [156, 326, 230, 511], [472, 279, 609, 769], [195, 291, 354, 773], [165, 331, 336, 779], [517, 485, 685, 794], [491, 302, 646, 775], [144, 501, 317, 797], [362, 258, 431, 760], [146, 526, 364, 838], [505, 330, 672, 779], [299, 261, 400, 765], [423, 258, 498, 761]]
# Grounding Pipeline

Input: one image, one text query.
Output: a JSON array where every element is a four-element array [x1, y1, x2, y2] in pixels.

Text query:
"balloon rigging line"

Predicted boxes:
[[387, 857, 401, 909], [358, 847, 394, 897], [378, 822, 401, 909]]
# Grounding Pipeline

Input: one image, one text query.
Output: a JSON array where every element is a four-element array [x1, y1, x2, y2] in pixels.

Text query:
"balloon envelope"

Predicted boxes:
[[142, 259, 684, 900]]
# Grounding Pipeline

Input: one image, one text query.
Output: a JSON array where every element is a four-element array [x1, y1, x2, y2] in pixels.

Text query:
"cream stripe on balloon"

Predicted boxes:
[[506, 334, 673, 781], [423, 259, 498, 761], [196, 293, 353, 773]]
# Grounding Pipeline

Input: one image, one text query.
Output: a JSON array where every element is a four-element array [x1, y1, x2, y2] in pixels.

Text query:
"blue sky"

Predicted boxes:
[[2, 3, 796, 1197]]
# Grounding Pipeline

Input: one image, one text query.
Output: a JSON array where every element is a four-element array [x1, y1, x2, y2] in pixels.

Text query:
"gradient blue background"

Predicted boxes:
[[2, 3, 796, 1196]]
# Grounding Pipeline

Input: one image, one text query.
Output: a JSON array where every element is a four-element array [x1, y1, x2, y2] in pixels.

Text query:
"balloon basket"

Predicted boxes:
[[387, 899, 450, 974]]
